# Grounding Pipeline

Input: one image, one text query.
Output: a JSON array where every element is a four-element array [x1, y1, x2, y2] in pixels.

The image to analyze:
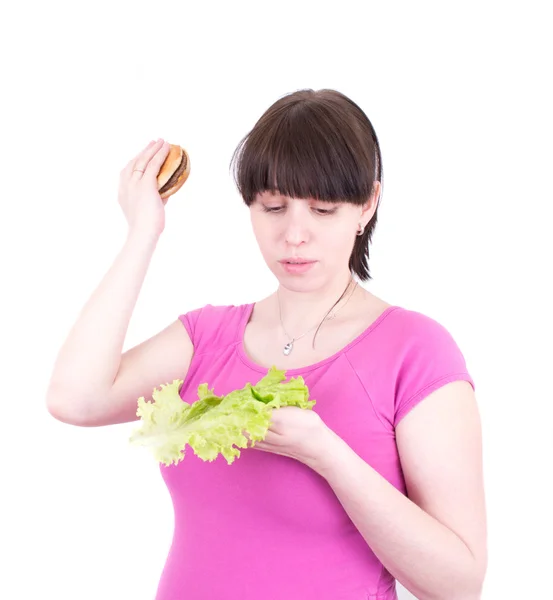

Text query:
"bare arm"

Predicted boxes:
[[45, 231, 193, 426], [45, 139, 191, 426], [309, 381, 487, 600]]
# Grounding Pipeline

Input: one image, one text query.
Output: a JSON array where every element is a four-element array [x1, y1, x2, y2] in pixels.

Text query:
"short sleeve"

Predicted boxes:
[[178, 306, 204, 349], [393, 312, 475, 427], [177, 303, 246, 356]]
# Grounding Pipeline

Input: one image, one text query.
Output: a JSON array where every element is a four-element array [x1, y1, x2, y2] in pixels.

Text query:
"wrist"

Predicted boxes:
[[126, 226, 161, 247], [306, 425, 350, 478]]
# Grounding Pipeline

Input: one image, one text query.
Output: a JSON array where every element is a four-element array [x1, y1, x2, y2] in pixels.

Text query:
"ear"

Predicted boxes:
[[360, 181, 381, 225]]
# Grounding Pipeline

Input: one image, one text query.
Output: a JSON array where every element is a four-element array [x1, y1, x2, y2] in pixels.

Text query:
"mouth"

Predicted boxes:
[[279, 259, 316, 265], [278, 259, 317, 274]]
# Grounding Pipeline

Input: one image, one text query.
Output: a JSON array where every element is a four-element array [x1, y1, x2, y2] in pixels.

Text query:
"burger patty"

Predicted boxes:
[[159, 151, 188, 194]]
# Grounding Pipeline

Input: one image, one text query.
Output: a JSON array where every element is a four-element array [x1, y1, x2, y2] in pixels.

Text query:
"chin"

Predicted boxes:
[[273, 264, 325, 289]]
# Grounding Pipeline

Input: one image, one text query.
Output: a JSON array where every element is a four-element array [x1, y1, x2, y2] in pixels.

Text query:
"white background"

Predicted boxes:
[[1, 1, 551, 599]]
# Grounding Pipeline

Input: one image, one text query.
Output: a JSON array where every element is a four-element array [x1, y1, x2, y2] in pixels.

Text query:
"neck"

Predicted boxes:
[[275, 271, 356, 334]]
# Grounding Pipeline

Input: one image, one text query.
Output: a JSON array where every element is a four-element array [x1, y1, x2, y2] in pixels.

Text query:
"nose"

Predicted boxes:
[[283, 213, 309, 246]]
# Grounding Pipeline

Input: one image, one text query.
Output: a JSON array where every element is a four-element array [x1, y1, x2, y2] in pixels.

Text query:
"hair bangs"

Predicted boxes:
[[231, 96, 377, 206]]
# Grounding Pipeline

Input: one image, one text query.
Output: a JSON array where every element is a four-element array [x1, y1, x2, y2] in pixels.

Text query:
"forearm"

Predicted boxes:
[[310, 430, 484, 600], [46, 229, 160, 411]]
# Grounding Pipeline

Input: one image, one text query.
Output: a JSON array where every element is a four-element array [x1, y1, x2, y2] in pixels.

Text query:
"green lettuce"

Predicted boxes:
[[129, 366, 315, 466]]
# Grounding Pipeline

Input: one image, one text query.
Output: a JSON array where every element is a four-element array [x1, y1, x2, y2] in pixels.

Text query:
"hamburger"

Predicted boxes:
[[156, 144, 191, 200]]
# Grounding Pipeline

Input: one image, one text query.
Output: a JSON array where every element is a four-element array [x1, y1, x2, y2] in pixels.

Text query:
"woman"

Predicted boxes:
[[46, 89, 487, 600]]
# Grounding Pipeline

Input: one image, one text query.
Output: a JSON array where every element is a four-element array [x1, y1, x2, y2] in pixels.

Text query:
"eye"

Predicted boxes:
[[260, 205, 337, 215]]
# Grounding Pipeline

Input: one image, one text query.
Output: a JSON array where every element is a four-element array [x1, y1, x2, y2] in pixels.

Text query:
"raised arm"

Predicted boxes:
[[45, 139, 192, 427]]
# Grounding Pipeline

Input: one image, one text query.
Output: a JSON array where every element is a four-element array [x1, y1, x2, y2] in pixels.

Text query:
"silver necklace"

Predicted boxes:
[[277, 278, 358, 356]]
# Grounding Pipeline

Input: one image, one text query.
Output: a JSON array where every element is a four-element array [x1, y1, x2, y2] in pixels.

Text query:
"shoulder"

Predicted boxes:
[[390, 307, 475, 424], [354, 300, 463, 355], [354, 292, 455, 342], [388, 306, 462, 349], [178, 302, 252, 355], [348, 303, 475, 428]]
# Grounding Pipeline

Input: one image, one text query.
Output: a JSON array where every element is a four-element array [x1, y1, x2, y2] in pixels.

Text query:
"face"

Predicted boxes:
[[249, 186, 379, 289]]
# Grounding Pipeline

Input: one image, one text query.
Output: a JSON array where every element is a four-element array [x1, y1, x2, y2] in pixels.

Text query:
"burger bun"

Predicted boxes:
[[156, 144, 191, 200]]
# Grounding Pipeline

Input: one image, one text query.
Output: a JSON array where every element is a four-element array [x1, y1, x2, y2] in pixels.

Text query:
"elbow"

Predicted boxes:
[[45, 386, 98, 427], [445, 539, 488, 600], [452, 581, 486, 600], [461, 544, 488, 600], [468, 555, 488, 600], [451, 563, 487, 600], [417, 554, 487, 600], [46, 404, 90, 427], [46, 400, 86, 427], [450, 583, 486, 600], [419, 584, 484, 600]]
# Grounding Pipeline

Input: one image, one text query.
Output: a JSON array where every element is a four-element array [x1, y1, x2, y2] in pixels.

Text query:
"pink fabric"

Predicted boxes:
[[155, 303, 475, 600]]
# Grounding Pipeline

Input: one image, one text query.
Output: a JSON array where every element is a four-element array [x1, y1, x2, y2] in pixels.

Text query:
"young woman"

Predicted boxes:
[[46, 89, 487, 600]]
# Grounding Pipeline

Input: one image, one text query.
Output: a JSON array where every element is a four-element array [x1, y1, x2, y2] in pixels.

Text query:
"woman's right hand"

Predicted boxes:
[[118, 139, 171, 238]]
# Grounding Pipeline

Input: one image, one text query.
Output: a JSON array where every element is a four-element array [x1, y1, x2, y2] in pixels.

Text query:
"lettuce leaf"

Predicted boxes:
[[129, 366, 315, 466]]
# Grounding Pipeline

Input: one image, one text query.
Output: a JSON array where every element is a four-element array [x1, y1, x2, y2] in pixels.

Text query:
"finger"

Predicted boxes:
[[133, 139, 166, 177], [261, 430, 279, 443], [143, 141, 171, 177], [244, 432, 267, 449], [122, 140, 157, 175], [240, 430, 252, 447], [252, 445, 269, 452]]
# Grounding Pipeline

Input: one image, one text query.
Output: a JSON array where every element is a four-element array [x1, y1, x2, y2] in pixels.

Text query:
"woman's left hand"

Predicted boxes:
[[249, 407, 334, 468]]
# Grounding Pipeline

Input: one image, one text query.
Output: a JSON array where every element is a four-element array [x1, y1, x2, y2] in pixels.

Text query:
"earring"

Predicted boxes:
[[356, 223, 364, 236]]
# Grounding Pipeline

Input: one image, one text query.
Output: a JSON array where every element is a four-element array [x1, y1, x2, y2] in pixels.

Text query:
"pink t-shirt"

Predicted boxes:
[[155, 303, 475, 600]]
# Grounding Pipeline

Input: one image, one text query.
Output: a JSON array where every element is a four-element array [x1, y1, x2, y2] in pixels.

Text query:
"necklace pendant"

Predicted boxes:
[[283, 341, 294, 356]]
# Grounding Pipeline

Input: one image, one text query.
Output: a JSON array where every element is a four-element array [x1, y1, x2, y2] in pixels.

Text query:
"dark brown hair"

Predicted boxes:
[[229, 88, 383, 282]]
